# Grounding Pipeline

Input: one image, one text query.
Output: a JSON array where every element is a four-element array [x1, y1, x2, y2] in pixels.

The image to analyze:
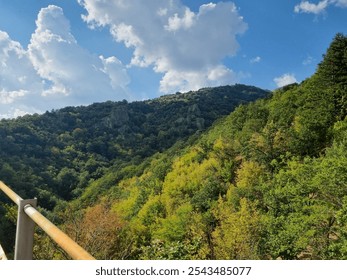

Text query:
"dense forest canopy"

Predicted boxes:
[[1, 33, 347, 260], [0, 83, 268, 257]]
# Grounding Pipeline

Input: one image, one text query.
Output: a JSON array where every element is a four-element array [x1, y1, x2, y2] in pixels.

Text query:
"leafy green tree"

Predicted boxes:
[[57, 167, 78, 199]]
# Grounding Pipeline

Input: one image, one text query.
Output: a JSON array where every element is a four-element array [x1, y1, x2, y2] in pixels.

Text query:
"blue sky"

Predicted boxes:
[[0, 0, 346, 118]]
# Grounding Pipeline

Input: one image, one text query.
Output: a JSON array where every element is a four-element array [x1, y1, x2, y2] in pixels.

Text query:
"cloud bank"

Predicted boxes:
[[0, 5, 129, 118], [1, 2, 248, 118], [78, 0, 247, 94], [294, 0, 347, 14]]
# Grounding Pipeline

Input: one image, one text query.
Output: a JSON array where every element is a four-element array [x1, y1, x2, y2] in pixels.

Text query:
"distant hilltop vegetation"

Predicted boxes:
[[0, 84, 268, 204]]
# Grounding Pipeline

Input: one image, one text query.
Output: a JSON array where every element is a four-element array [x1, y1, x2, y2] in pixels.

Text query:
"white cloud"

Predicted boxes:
[[28, 5, 130, 102], [0, 31, 42, 95], [294, 0, 329, 14], [0, 89, 27, 105], [100, 55, 130, 90], [294, 0, 347, 14], [250, 56, 261, 64], [165, 8, 195, 31], [0, 107, 35, 119], [78, 0, 247, 94], [160, 65, 240, 93], [0, 5, 130, 118], [0, 31, 44, 116], [274, 73, 298, 87]]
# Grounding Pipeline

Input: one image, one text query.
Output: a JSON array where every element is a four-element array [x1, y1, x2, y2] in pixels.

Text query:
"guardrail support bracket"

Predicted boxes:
[[14, 198, 37, 260]]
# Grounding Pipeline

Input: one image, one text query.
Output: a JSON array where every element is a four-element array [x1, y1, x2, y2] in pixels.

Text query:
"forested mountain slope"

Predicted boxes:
[[0, 84, 267, 202], [0, 84, 268, 257], [44, 33, 347, 260]]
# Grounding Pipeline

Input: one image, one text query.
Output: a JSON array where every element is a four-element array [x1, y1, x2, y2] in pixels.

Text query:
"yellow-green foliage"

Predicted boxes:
[[213, 198, 261, 259], [235, 161, 266, 201], [112, 177, 140, 220], [137, 195, 165, 227], [161, 149, 219, 214], [155, 203, 193, 241]]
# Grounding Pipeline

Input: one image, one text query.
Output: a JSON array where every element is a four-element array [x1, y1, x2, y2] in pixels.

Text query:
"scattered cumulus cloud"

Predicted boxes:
[[294, 0, 347, 14], [250, 56, 261, 64], [29, 5, 131, 102], [0, 30, 44, 117], [0, 31, 43, 104], [78, 0, 247, 94], [0, 89, 27, 105], [274, 73, 298, 87], [0, 5, 130, 118], [0, 107, 33, 119], [160, 65, 242, 93], [294, 0, 329, 14]]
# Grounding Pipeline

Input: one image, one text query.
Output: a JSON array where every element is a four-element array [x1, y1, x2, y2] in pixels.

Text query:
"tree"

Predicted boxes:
[[316, 33, 347, 120], [213, 198, 261, 259], [57, 167, 78, 199]]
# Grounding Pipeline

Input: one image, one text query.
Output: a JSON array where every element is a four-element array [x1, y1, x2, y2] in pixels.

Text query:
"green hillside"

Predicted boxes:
[[40, 33, 347, 260], [0, 83, 268, 257]]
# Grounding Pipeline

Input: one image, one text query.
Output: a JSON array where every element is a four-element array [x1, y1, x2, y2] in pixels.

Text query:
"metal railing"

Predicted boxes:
[[0, 181, 95, 260]]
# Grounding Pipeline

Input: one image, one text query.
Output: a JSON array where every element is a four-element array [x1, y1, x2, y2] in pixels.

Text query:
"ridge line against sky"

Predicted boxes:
[[0, 0, 346, 118]]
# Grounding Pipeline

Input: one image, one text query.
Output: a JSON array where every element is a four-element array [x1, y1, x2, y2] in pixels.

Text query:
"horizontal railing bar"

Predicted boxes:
[[0, 180, 95, 260], [0, 181, 22, 206], [24, 205, 95, 260]]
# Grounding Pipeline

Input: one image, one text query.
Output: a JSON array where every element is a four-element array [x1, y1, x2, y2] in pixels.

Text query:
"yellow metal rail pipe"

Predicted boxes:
[[0, 181, 22, 205], [0, 180, 95, 260], [24, 205, 95, 260]]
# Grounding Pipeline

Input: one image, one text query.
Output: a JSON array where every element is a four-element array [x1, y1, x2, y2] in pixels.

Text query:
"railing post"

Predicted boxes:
[[14, 198, 37, 260], [1, 181, 95, 260]]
